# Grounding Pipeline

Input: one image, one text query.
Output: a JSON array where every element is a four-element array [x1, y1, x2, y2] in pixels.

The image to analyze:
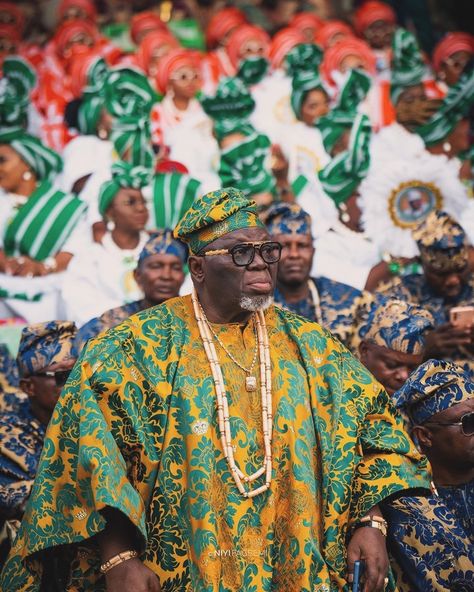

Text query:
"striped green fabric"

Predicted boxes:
[[78, 95, 103, 135], [219, 131, 276, 197], [286, 43, 323, 77], [3, 182, 87, 261], [151, 172, 201, 229], [0, 56, 36, 128], [291, 69, 325, 119], [318, 113, 371, 206], [390, 28, 426, 104], [292, 174, 309, 198]]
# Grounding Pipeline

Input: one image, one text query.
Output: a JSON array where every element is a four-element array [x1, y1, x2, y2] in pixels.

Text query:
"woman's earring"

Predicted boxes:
[[22, 170, 33, 181], [106, 219, 115, 231], [443, 142, 452, 154], [339, 202, 350, 223]]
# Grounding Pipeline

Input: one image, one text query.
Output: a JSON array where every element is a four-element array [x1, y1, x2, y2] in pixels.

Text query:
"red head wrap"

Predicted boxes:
[[54, 20, 99, 58], [206, 7, 247, 50], [155, 48, 201, 94], [58, 0, 97, 23], [321, 37, 376, 85], [68, 49, 102, 97], [353, 1, 396, 35], [432, 32, 474, 73], [137, 30, 180, 74], [289, 12, 325, 40], [226, 25, 270, 69], [156, 160, 189, 174], [269, 27, 306, 69], [130, 11, 166, 45], [0, 2, 26, 36], [315, 20, 353, 49]]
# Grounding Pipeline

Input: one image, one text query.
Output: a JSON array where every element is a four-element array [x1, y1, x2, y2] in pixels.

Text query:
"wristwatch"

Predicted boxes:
[[355, 515, 388, 537]]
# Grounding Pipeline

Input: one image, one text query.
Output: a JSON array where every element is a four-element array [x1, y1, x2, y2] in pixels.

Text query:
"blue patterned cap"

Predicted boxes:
[[17, 321, 77, 378], [264, 203, 312, 237], [394, 359, 473, 424], [364, 298, 434, 355], [137, 229, 188, 267]]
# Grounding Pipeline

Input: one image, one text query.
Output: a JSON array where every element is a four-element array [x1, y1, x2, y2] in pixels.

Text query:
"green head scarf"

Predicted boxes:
[[416, 64, 474, 146], [104, 67, 158, 167], [201, 77, 256, 142], [236, 56, 269, 86], [390, 28, 426, 104], [174, 187, 264, 254], [77, 56, 109, 135], [318, 113, 371, 206], [285, 43, 323, 77], [0, 56, 36, 129], [317, 69, 371, 153], [0, 128, 62, 181], [98, 161, 151, 216], [291, 68, 326, 120]]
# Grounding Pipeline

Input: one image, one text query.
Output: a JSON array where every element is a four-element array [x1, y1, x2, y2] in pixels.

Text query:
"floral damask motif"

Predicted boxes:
[[1, 296, 430, 591]]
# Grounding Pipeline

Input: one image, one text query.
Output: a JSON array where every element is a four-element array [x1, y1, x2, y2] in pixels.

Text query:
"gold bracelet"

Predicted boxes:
[[358, 515, 388, 537], [100, 549, 138, 574]]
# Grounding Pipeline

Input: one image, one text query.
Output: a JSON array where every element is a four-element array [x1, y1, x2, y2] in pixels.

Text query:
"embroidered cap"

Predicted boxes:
[[363, 298, 434, 355], [264, 202, 312, 237], [137, 229, 188, 266], [394, 359, 473, 424], [174, 187, 265, 254], [17, 321, 77, 378]]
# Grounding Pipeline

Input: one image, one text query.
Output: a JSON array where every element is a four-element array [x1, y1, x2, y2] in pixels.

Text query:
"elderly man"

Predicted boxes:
[[381, 359, 474, 591], [74, 230, 187, 353], [266, 202, 364, 348], [1, 188, 430, 592], [379, 210, 474, 378], [358, 299, 435, 396], [0, 321, 77, 563]]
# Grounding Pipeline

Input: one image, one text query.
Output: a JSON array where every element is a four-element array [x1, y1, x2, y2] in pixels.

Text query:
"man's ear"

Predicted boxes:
[[134, 266, 143, 290], [188, 255, 205, 284], [358, 340, 369, 362], [20, 378, 35, 398], [412, 425, 433, 450]]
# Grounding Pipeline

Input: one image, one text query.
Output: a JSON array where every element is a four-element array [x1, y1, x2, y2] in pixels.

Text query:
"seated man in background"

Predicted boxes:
[[358, 298, 434, 396], [379, 210, 474, 378], [74, 230, 187, 353], [382, 359, 474, 591], [0, 321, 77, 563], [265, 202, 364, 348]]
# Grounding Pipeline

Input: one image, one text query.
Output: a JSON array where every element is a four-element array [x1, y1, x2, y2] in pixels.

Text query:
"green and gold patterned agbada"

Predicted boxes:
[[1, 297, 430, 591]]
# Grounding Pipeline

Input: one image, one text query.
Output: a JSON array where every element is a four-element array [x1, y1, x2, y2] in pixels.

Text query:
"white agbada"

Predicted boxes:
[[61, 231, 149, 326]]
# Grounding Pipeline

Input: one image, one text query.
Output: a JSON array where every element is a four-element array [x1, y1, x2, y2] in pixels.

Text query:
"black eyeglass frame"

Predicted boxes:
[[423, 411, 474, 437], [198, 241, 282, 267], [33, 369, 72, 387]]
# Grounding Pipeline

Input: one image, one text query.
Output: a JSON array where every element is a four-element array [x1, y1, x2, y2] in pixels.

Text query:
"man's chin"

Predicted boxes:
[[240, 294, 274, 312]]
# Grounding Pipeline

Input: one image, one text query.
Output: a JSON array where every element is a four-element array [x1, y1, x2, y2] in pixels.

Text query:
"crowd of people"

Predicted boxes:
[[0, 0, 473, 591]]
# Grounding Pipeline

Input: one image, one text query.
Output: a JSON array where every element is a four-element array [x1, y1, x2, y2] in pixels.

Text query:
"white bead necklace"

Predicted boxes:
[[307, 279, 322, 325], [191, 290, 273, 499]]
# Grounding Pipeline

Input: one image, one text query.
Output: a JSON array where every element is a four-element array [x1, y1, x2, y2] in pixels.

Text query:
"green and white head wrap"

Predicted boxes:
[[0, 56, 36, 129], [291, 68, 326, 119], [104, 67, 158, 167], [0, 128, 63, 181], [201, 77, 256, 142], [77, 56, 109, 135], [98, 160, 151, 216], [317, 69, 371, 153], [219, 130, 276, 198], [318, 113, 371, 205], [390, 28, 426, 104], [285, 43, 323, 77], [236, 56, 269, 86], [417, 64, 474, 146]]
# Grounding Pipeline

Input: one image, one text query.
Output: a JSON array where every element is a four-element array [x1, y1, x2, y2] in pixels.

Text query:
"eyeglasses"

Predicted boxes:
[[200, 241, 282, 267], [424, 411, 474, 436], [34, 369, 72, 387], [169, 70, 200, 82]]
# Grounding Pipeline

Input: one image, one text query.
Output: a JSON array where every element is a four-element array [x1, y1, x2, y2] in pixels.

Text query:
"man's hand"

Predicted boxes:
[[423, 323, 472, 358], [347, 526, 389, 592], [105, 558, 160, 592]]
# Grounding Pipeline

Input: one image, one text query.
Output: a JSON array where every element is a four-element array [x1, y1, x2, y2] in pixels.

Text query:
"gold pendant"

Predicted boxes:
[[246, 376, 257, 392]]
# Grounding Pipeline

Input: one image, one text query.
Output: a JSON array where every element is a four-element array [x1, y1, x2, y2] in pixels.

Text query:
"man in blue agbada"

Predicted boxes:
[[382, 359, 474, 591], [1, 188, 430, 592]]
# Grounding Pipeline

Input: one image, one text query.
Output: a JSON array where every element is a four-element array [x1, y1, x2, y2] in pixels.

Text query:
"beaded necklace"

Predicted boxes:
[[192, 290, 273, 499]]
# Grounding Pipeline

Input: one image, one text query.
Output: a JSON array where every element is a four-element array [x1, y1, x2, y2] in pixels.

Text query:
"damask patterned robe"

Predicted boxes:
[[382, 480, 474, 591], [0, 296, 430, 591]]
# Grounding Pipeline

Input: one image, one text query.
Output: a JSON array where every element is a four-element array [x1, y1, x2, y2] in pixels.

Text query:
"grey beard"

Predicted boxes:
[[239, 295, 274, 312]]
